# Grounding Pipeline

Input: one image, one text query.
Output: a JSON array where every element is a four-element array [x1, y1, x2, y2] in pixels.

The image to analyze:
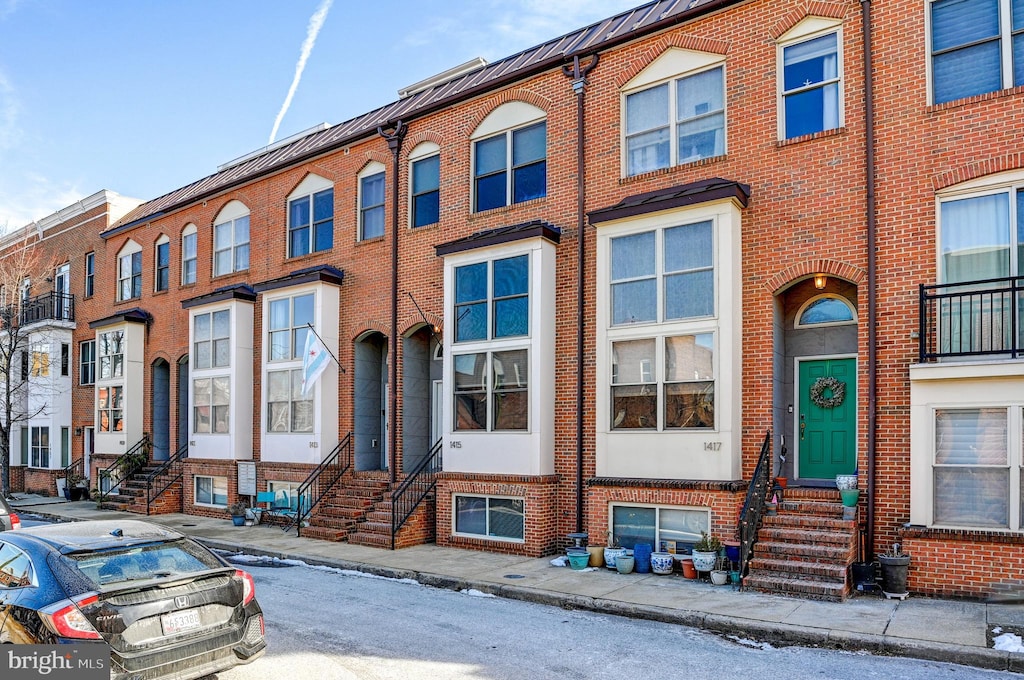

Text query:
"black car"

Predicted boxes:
[[0, 494, 21, 531], [0, 519, 265, 679]]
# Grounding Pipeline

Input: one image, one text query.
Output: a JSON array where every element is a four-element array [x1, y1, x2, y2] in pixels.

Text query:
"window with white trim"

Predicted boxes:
[[79, 340, 95, 385], [929, 0, 1024, 105], [268, 293, 314, 361], [97, 386, 123, 432], [193, 310, 230, 369], [30, 426, 49, 468], [213, 202, 250, 276], [932, 407, 1022, 529], [266, 369, 312, 433], [454, 495, 524, 540], [30, 343, 49, 377], [453, 350, 528, 431], [84, 252, 95, 297], [473, 122, 546, 212], [625, 64, 725, 176], [193, 377, 230, 434], [117, 242, 142, 301], [98, 330, 124, 380], [410, 143, 440, 228], [182, 224, 198, 285], [155, 236, 170, 292], [194, 475, 228, 506], [779, 25, 842, 139], [358, 164, 385, 241], [610, 504, 710, 550], [795, 294, 857, 328], [288, 183, 334, 257]]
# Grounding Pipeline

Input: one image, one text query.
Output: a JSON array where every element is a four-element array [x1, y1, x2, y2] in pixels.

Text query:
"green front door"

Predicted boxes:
[[798, 358, 856, 480]]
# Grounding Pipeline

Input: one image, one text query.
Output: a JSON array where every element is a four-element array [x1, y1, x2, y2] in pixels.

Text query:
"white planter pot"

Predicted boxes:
[[710, 570, 729, 586], [650, 552, 674, 575], [836, 474, 859, 490], [691, 550, 718, 572], [604, 547, 626, 570]]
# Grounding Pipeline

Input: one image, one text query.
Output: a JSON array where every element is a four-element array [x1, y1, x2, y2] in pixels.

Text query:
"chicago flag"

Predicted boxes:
[[301, 329, 330, 396]]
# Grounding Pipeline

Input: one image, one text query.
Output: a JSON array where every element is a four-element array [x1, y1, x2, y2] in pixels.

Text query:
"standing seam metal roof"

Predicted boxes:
[[106, 0, 736, 236]]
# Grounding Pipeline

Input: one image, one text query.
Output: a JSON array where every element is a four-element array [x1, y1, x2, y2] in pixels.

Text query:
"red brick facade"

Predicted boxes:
[[7, 0, 1023, 598]]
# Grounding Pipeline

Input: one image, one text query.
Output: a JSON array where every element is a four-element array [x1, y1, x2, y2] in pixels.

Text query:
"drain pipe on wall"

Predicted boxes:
[[562, 53, 599, 534], [860, 0, 878, 558], [380, 121, 407, 487]]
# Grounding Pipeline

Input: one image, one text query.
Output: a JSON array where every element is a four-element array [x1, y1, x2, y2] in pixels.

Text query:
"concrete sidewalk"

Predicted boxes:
[[8, 494, 1024, 674]]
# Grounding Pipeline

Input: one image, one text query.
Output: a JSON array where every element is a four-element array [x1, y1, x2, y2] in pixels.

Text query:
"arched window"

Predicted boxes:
[[358, 162, 386, 240], [154, 235, 170, 292], [116, 240, 142, 301], [471, 102, 546, 212], [795, 294, 856, 328], [181, 224, 198, 285], [409, 142, 440, 228], [212, 201, 250, 276]]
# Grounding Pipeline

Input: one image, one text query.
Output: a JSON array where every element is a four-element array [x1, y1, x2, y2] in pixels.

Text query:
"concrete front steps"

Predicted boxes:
[[744, 487, 857, 601]]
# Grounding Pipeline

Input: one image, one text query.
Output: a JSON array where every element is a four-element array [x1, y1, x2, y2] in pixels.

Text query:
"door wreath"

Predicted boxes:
[[810, 376, 846, 409]]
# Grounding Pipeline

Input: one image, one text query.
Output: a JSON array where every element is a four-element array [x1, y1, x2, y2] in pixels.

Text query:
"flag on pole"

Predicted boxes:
[[301, 328, 330, 396]]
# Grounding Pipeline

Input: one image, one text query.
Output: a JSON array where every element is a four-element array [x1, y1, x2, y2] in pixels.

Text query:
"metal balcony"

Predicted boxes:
[[16, 291, 75, 326], [919, 275, 1024, 362]]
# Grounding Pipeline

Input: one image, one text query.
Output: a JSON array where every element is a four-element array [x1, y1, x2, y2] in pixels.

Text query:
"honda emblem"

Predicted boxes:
[[175, 595, 189, 608]]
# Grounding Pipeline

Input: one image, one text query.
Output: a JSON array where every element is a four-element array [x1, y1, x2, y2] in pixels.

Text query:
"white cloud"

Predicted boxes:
[[268, 0, 334, 144], [0, 172, 85, 232]]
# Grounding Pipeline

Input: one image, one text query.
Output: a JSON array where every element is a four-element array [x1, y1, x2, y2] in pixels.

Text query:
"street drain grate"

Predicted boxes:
[[503, 574, 525, 579]]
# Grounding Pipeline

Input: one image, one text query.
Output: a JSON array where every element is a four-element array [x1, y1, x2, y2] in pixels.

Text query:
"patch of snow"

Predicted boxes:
[[994, 632, 1024, 653], [460, 588, 496, 598], [222, 552, 420, 586], [993, 626, 1003, 634], [551, 556, 568, 567], [726, 635, 775, 650]]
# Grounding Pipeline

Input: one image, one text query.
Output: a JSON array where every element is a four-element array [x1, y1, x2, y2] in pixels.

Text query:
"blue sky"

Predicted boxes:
[[0, 0, 641, 229]]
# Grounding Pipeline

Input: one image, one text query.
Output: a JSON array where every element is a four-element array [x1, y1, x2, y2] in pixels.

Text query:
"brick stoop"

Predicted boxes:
[[744, 487, 857, 601], [301, 477, 390, 543], [97, 466, 163, 513]]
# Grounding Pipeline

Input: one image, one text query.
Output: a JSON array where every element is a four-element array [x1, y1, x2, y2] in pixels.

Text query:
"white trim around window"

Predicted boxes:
[[453, 494, 525, 541], [212, 201, 250, 277], [182, 224, 198, 285], [194, 474, 228, 507], [776, 17, 844, 140]]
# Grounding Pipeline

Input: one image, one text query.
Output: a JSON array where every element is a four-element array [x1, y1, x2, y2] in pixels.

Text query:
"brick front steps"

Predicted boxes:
[[744, 487, 857, 602]]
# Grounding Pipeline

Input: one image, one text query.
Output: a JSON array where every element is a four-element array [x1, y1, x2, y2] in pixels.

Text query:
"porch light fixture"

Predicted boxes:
[[813, 273, 827, 290]]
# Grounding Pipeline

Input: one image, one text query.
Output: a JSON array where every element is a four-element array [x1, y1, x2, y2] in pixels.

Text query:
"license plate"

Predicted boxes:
[[161, 609, 202, 635]]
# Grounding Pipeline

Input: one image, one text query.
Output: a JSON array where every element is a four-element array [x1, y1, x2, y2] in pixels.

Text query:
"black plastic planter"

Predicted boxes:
[[879, 554, 910, 596]]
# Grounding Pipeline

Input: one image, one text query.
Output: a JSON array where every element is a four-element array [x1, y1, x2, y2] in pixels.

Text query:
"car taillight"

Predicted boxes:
[[235, 569, 256, 606], [9, 512, 20, 530], [40, 594, 102, 640]]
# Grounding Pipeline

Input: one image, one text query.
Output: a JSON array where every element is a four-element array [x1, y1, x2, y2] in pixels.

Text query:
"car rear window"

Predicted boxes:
[[67, 540, 225, 587]]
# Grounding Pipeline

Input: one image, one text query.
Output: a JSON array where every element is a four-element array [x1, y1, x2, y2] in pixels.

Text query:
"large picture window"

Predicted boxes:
[[930, 0, 1024, 105], [454, 495, 524, 540], [454, 255, 528, 342], [610, 504, 710, 550], [267, 369, 312, 433], [194, 475, 228, 506], [454, 350, 528, 431], [625, 65, 725, 176]]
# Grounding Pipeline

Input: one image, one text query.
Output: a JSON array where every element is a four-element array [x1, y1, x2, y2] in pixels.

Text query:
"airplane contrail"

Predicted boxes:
[[268, 0, 334, 144]]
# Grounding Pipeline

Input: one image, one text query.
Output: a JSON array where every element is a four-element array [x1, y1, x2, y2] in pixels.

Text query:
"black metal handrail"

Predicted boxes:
[[145, 442, 188, 515], [97, 434, 151, 506], [737, 430, 772, 585], [919, 275, 1024, 361], [61, 456, 85, 486], [19, 291, 75, 325], [390, 438, 443, 550], [292, 432, 352, 536]]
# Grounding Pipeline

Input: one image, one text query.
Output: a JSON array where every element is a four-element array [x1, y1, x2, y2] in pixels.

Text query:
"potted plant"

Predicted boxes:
[[227, 501, 248, 527], [64, 470, 90, 501], [603, 532, 626, 570], [690, 531, 721, 572]]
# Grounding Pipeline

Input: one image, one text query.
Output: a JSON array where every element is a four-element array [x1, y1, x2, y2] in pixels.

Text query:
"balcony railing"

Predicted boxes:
[[16, 291, 75, 326], [919, 275, 1024, 362]]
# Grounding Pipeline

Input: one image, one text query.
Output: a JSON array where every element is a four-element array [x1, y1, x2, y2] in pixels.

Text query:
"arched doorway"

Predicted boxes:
[[402, 326, 441, 473], [152, 359, 170, 461], [773, 277, 858, 483], [354, 332, 388, 471], [176, 356, 189, 453]]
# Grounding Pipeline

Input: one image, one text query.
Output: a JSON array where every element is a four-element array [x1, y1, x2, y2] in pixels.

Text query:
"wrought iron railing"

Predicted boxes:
[[19, 291, 75, 325], [737, 430, 772, 585], [292, 433, 352, 536], [390, 438, 442, 550], [61, 456, 86, 493], [919, 276, 1024, 361], [145, 442, 188, 515], [97, 434, 151, 506]]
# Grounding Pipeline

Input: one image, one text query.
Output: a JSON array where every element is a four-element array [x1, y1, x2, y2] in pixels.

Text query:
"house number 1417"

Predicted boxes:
[[704, 442, 721, 451]]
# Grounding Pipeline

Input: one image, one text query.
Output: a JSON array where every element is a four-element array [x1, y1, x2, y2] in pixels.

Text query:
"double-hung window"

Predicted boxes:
[[267, 293, 314, 433], [98, 386, 123, 432], [608, 220, 716, 430], [474, 122, 546, 212], [289, 187, 334, 257], [453, 254, 529, 431], [359, 171, 385, 240], [194, 475, 227, 506], [182, 226, 197, 285], [214, 215, 250, 276], [30, 426, 49, 468], [930, 0, 1024, 105], [98, 330, 124, 380], [192, 310, 230, 435], [79, 340, 95, 385], [118, 251, 142, 301], [625, 66, 725, 176], [780, 29, 841, 139], [155, 238, 169, 292], [84, 252, 95, 297], [411, 154, 440, 228], [193, 310, 230, 369], [194, 377, 230, 434]]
